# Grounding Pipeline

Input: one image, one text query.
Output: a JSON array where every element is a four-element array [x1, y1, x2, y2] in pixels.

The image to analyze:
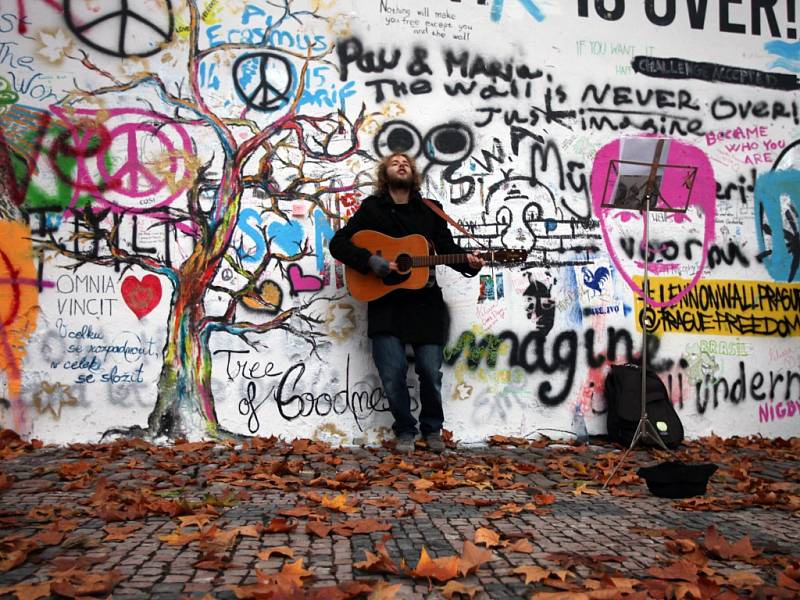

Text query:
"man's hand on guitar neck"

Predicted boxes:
[[466, 250, 485, 270]]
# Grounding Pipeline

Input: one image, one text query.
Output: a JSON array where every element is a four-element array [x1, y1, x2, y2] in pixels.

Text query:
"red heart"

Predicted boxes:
[[121, 275, 162, 319]]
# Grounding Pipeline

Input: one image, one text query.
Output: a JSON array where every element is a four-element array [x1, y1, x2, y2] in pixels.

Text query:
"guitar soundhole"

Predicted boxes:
[[382, 253, 413, 287], [395, 254, 413, 274]]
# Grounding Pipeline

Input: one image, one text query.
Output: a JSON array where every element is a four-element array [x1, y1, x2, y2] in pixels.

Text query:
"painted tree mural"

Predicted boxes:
[[26, 0, 369, 439]]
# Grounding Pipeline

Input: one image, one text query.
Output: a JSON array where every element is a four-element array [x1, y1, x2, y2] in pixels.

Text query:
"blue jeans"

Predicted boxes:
[[371, 335, 444, 438]]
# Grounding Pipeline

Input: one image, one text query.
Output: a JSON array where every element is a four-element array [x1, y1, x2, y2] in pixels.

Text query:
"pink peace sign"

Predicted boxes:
[[95, 120, 193, 211], [99, 123, 176, 198], [50, 106, 194, 214]]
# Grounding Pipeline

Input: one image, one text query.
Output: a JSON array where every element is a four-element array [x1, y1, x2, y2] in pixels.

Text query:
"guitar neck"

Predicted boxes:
[[411, 253, 481, 267]]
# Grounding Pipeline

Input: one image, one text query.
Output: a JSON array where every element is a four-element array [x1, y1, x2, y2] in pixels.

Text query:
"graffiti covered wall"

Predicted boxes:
[[0, 0, 798, 443]]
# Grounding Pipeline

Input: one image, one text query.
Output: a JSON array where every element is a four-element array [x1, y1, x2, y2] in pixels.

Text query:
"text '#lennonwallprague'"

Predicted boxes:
[[633, 277, 800, 338]]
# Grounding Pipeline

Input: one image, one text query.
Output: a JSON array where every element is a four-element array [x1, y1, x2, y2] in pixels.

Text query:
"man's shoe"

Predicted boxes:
[[425, 432, 445, 453], [394, 436, 416, 453]]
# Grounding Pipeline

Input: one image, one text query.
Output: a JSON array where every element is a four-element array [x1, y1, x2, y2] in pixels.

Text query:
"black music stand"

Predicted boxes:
[[598, 138, 695, 489]]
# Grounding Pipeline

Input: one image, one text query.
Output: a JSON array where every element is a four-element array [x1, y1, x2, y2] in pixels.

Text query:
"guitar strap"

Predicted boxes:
[[421, 197, 489, 250], [421, 197, 496, 281]]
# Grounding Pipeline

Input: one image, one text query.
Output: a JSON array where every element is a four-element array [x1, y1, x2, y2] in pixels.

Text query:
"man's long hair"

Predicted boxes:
[[375, 152, 422, 196]]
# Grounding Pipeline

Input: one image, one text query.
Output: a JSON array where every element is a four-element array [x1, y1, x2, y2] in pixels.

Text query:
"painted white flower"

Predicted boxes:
[[37, 29, 73, 64], [455, 382, 474, 401], [327, 302, 356, 339], [33, 382, 78, 419]]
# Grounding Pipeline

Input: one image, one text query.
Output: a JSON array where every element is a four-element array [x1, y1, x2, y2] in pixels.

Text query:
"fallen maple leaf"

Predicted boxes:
[[408, 490, 435, 503], [665, 538, 698, 553], [440, 580, 481, 599], [454, 497, 495, 507], [174, 441, 214, 453], [665, 539, 708, 567], [278, 506, 315, 518], [505, 538, 534, 553], [194, 553, 231, 570], [46, 519, 81, 534], [305, 521, 333, 538], [458, 541, 495, 576], [50, 569, 124, 598], [26, 506, 58, 522], [363, 496, 402, 508], [234, 524, 262, 538], [778, 570, 800, 591], [410, 547, 460, 582], [353, 536, 401, 575], [30, 530, 64, 546], [264, 518, 297, 533], [307, 581, 374, 600], [367, 580, 403, 599], [48, 555, 108, 573], [394, 506, 416, 518], [158, 529, 202, 545], [784, 561, 800, 581], [411, 478, 435, 490], [103, 523, 142, 542], [0, 580, 52, 600], [530, 593, 589, 600], [703, 526, 760, 561], [321, 493, 360, 514], [0, 539, 36, 572], [178, 514, 215, 528], [584, 575, 641, 594], [513, 565, 572, 584], [257, 546, 294, 560], [332, 518, 393, 536], [473, 527, 502, 548], [57, 461, 95, 480], [665, 581, 703, 600], [274, 559, 313, 588], [488, 435, 530, 447], [533, 493, 557, 506], [646, 560, 699, 582], [203, 525, 239, 548], [724, 571, 764, 587], [572, 482, 599, 496], [674, 496, 729, 511], [514, 565, 551, 584]]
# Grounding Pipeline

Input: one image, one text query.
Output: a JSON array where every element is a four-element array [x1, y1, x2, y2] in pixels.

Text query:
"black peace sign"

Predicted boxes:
[[233, 53, 294, 112], [64, 0, 174, 58]]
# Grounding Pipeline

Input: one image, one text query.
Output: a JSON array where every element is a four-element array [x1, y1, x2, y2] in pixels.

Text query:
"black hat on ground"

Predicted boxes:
[[637, 461, 718, 499]]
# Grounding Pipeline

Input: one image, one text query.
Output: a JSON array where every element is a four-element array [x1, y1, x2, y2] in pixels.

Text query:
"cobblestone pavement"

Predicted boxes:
[[0, 432, 798, 599]]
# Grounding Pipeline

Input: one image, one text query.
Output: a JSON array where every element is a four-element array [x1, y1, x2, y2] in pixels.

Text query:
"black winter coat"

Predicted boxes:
[[329, 191, 479, 345]]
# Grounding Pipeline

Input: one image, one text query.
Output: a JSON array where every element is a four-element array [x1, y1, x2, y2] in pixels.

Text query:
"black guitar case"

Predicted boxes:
[[605, 363, 683, 449]]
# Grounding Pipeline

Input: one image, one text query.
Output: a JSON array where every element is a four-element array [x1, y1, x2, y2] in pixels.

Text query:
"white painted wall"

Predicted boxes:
[[0, 0, 798, 444]]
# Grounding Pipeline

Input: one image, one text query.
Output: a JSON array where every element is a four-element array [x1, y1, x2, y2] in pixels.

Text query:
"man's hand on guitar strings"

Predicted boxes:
[[368, 255, 392, 277]]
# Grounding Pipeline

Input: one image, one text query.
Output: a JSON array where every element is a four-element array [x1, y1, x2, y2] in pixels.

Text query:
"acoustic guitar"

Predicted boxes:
[[344, 230, 528, 302]]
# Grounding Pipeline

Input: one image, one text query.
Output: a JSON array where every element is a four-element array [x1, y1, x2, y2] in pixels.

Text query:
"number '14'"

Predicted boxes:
[[199, 62, 220, 90]]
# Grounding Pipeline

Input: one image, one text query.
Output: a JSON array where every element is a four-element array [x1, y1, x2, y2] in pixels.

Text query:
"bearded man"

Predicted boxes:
[[329, 153, 484, 453]]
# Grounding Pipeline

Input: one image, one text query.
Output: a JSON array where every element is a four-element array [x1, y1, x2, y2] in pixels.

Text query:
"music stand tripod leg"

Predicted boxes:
[[602, 411, 673, 490], [601, 417, 646, 489]]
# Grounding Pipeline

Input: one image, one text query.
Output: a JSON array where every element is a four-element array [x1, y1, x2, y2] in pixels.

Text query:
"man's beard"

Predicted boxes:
[[388, 173, 414, 190]]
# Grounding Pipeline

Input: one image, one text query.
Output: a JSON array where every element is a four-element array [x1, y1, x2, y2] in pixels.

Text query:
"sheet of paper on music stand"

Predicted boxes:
[[610, 137, 672, 210]]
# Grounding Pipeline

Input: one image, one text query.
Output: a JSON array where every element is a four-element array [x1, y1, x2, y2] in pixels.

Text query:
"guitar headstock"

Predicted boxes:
[[482, 248, 528, 265]]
